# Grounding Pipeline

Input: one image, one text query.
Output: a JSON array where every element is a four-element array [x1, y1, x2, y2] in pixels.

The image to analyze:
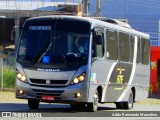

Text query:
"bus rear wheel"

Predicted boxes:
[[28, 99, 40, 110], [115, 102, 123, 109], [87, 90, 99, 112], [122, 90, 133, 109]]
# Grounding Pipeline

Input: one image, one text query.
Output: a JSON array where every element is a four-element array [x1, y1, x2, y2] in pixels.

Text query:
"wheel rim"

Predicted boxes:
[[128, 92, 133, 108], [93, 92, 99, 110]]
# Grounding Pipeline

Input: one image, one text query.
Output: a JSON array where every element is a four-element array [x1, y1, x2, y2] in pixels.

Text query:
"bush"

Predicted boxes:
[[3, 67, 15, 88]]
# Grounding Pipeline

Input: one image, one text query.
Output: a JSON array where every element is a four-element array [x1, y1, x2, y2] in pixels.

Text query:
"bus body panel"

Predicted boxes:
[[88, 60, 134, 103], [16, 79, 89, 103], [88, 59, 113, 102], [104, 62, 133, 102], [15, 16, 150, 111], [133, 64, 150, 101], [16, 63, 90, 103]]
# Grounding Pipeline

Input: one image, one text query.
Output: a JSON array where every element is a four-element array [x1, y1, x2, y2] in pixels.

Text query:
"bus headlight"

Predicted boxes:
[[73, 78, 79, 84], [78, 75, 85, 81], [16, 69, 27, 82], [71, 72, 86, 85]]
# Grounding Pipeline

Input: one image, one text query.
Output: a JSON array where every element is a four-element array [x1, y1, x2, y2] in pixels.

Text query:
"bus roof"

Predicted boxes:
[[26, 15, 150, 39]]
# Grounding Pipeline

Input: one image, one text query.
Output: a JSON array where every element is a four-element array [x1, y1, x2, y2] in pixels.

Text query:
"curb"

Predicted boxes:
[[0, 88, 15, 92]]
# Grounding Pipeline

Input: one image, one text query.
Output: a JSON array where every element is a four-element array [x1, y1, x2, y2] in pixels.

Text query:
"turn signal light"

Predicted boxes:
[[18, 90, 24, 95], [75, 92, 81, 98]]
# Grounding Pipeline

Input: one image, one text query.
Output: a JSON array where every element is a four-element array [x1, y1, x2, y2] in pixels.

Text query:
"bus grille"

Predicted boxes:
[[32, 89, 65, 96], [30, 79, 68, 86]]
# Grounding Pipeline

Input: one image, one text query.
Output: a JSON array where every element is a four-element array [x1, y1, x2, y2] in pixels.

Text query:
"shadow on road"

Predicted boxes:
[[148, 94, 160, 99], [0, 103, 116, 112]]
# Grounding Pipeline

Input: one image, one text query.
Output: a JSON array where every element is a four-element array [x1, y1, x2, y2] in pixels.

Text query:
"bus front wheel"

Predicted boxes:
[[28, 99, 40, 109], [87, 90, 99, 112], [70, 103, 86, 110]]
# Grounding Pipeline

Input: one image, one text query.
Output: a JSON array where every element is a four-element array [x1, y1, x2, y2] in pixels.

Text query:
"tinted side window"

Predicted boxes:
[[119, 32, 130, 62], [106, 30, 118, 60], [141, 38, 150, 65], [92, 26, 105, 58], [130, 36, 135, 63], [93, 32, 104, 58], [136, 37, 141, 63]]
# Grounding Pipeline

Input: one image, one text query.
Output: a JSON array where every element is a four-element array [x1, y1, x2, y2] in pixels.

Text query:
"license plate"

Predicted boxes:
[[42, 96, 55, 101]]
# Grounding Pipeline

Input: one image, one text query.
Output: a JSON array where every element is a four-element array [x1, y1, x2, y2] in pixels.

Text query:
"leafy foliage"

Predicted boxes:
[[3, 67, 15, 88]]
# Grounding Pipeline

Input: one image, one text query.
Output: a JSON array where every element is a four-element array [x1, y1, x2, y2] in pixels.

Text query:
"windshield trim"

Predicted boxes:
[[17, 19, 91, 69]]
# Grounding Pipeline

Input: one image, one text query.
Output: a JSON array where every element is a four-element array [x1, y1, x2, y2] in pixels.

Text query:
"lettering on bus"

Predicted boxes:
[[29, 26, 52, 30], [37, 68, 60, 72], [116, 67, 125, 84]]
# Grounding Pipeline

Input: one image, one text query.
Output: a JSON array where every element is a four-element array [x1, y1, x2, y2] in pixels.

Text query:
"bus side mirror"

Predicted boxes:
[[11, 29, 16, 41], [11, 26, 21, 52], [95, 35, 103, 45], [11, 26, 21, 41]]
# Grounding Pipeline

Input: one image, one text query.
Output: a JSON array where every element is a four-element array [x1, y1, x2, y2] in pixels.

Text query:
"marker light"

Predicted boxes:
[[109, 82, 112, 85]]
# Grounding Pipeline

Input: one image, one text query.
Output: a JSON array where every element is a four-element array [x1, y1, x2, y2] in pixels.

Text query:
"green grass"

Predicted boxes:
[[3, 66, 15, 88], [0, 92, 26, 103], [136, 98, 160, 105]]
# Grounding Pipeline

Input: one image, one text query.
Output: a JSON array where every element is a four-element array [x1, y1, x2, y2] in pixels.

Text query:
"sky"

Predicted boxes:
[[0, 0, 81, 10]]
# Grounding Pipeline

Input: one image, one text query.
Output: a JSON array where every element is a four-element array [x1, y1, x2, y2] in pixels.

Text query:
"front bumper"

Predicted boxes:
[[16, 79, 88, 103]]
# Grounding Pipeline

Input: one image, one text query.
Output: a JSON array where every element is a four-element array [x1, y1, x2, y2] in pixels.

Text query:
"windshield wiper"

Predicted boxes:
[[38, 42, 52, 62], [31, 42, 52, 65]]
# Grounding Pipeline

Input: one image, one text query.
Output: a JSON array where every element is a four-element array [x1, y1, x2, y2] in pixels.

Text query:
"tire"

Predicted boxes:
[[122, 90, 134, 109], [87, 90, 99, 112], [70, 103, 86, 110], [115, 102, 123, 109], [28, 99, 40, 110]]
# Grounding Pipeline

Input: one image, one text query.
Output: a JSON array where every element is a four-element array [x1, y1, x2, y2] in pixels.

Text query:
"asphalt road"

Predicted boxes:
[[0, 102, 159, 117], [0, 92, 160, 119]]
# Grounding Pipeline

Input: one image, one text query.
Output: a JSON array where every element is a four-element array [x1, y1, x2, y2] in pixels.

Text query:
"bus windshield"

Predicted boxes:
[[17, 19, 91, 68]]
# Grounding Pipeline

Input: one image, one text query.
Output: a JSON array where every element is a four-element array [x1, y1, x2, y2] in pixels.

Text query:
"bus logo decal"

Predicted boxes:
[[116, 67, 125, 74], [46, 80, 51, 84], [116, 67, 125, 85]]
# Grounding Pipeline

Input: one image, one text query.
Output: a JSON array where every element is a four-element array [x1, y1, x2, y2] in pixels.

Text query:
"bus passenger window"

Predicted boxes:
[[106, 30, 118, 60], [141, 38, 150, 65], [119, 32, 130, 62], [92, 33, 104, 58], [130, 36, 135, 63], [136, 37, 141, 63]]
